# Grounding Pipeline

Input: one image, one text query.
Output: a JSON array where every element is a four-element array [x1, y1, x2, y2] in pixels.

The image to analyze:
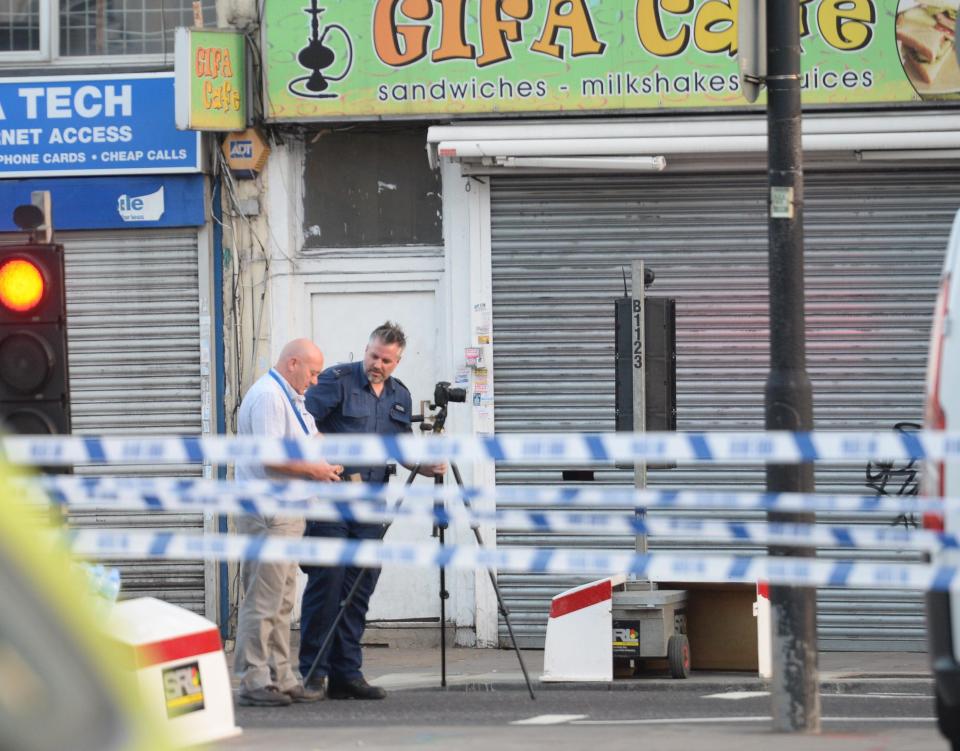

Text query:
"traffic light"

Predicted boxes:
[[0, 242, 71, 434]]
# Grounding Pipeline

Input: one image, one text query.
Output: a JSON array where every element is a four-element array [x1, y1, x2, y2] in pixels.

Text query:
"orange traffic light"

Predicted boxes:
[[0, 258, 45, 313], [0, 244, 70, 435]]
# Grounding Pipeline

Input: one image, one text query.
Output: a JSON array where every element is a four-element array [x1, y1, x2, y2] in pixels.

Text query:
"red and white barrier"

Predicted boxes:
[[541, 574, 627, 682], [106, 597, 241, 747], [756, 582, 772, 679]]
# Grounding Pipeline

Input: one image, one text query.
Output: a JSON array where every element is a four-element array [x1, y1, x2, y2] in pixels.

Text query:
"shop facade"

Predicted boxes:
[[258, 0, 960, 648], [429, 114, 959, 650], [0, 71, 216, 617]]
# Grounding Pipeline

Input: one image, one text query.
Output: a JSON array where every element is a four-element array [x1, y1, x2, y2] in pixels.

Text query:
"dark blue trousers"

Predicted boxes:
[[298, 519, 385, 681]]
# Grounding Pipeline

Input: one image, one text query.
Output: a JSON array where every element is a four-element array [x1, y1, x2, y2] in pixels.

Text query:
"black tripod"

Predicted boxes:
[[302, 398, 536, 700]]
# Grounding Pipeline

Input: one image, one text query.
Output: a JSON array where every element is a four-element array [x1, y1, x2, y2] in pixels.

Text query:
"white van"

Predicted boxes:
[[923, 209, 960, 750]]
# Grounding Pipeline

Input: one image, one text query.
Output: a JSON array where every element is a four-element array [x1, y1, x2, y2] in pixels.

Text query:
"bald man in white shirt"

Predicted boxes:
[[234, 339, 343, 707]]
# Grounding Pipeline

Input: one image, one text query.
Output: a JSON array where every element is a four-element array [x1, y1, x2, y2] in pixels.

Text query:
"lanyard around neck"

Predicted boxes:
[[268, 370, 310, 436]]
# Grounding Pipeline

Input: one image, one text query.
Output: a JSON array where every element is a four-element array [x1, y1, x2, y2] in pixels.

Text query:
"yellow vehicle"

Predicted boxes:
[[0, 478, 171, 751]]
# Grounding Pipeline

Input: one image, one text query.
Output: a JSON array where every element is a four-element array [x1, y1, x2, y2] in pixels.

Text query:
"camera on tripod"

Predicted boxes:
[[413, 380, 466, 434], [433, 381, 466, 407], [386, 380, 535, 697]]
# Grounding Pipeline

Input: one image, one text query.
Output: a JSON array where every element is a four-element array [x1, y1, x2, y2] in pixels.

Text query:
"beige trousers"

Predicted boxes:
[[233, 513, 306, 692]]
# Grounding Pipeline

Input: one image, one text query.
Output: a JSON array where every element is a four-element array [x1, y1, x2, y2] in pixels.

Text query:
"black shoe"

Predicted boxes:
[[327, 676, 387, 700]]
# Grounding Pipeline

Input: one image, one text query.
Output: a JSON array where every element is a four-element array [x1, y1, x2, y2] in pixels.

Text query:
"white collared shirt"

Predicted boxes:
[[235, 368, 318, 482]]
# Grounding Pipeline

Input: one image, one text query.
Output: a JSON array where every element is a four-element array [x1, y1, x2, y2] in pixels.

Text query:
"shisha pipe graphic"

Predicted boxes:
[[287, 1, 354, 99]]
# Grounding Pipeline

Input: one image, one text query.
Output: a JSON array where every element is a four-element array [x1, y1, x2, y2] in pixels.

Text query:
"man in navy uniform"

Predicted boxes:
[[299, 321, 444, 700]]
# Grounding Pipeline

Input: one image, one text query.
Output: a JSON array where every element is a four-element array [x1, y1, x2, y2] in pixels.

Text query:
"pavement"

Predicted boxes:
[[222, 643, 941, 751], [228, 637, 934, 695], [343, 645, 933, 694]]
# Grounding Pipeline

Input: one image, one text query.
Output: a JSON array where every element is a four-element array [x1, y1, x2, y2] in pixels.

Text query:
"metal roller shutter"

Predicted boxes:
[[61, 229, 205, 613], [491, 168, 958, 650]]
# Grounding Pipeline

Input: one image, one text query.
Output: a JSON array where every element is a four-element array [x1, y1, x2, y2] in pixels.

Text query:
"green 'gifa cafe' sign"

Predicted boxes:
[[262, 0, 959, 121]]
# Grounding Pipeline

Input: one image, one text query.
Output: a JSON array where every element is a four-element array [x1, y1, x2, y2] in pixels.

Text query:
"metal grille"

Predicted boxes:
[[59, 0, 216, 57], [0, 0, 39, 51], [491, 168, 959, 651], [61, 229, 206, 613]]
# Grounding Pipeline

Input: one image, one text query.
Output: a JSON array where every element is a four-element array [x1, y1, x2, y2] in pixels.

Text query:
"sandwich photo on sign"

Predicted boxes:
[[896, 0, 960, 97]]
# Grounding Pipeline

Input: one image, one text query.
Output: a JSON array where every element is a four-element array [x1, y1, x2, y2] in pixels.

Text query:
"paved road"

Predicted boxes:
[[220, 684, 945, 751]]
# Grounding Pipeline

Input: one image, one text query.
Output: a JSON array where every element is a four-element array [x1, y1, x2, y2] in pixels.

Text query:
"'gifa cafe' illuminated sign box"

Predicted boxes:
[[175, 28, 247, 132]]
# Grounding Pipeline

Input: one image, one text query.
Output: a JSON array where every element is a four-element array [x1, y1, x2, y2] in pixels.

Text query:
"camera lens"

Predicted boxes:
[[434, 381, 467, 406]]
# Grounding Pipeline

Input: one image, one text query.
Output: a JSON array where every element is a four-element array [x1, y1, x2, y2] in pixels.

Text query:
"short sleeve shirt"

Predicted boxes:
[[235, 368, 318, 483], [304, 361, 412, 483]]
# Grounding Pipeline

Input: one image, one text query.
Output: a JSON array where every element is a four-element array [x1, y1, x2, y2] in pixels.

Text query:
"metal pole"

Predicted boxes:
[[765, 0, 820, 733], [435, 472, 448, 688]]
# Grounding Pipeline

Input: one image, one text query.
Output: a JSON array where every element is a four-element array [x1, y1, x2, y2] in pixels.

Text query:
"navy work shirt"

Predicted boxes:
[[304, 360, 412, 483]]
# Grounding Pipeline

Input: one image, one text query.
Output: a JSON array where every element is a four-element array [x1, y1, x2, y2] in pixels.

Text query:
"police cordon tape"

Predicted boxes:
[[28, 474, 948, 515], [3, 429, 957, 466], [68, 529, 959, 591], [32, 481, 953, 551]]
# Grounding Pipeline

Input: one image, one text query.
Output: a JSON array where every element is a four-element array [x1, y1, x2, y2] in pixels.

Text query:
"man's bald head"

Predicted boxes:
[[275, 339, 325, 395]]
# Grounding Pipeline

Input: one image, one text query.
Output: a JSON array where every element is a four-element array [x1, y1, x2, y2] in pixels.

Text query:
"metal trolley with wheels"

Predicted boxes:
[[612, 583, 690, 679]]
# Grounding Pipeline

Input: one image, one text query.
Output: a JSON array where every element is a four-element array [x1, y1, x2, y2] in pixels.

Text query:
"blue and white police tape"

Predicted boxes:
[[28, 478, 957, 551], [68, 529, 960, 591], [30, 473, 953, 515], [33, 482, 954, 551], [5, 429, 958, 466]]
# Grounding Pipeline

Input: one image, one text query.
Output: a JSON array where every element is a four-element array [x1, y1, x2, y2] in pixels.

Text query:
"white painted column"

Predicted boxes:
[[441, 158, 499, 646]]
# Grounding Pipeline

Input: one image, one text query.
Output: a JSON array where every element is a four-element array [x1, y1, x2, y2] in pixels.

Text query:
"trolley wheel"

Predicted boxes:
[[667, 634, 691, 679]]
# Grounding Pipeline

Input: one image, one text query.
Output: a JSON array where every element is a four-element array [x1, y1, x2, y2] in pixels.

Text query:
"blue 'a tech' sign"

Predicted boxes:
[[0, 73, 201, 178]]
